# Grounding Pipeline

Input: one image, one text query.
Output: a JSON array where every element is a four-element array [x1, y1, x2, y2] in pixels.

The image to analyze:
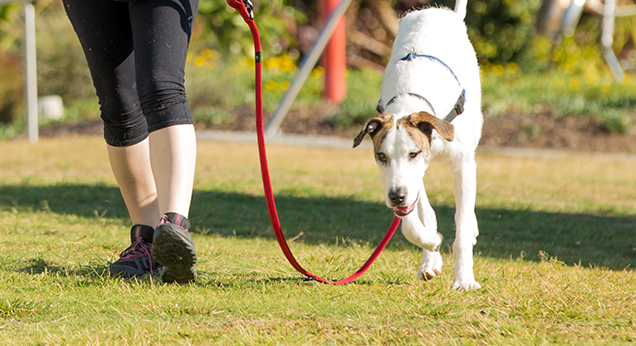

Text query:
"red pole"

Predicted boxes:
[[320, 0, 347, 103]]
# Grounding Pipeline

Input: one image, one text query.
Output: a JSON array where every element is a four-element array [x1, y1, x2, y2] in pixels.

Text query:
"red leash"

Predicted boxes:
[[226, 0, 401, 284]]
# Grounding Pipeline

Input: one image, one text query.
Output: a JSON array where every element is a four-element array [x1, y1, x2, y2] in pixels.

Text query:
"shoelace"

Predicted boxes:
[[119, 237, 154, 274]]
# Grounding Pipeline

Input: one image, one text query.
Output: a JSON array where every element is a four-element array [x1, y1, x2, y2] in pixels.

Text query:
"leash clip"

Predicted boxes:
[[243, 0, 255, 19], [303, 276, 319, 282], [226, 0, 254, 22]]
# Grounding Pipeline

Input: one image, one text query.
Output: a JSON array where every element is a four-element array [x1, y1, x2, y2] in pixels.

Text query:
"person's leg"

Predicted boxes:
[[63, 0, 161, 278], [128, 0, 200, 283], [148, 125, 196, 218], [108, 141, 160, 225], [63, 0, 160, 227], [129, 0, 199, 219]]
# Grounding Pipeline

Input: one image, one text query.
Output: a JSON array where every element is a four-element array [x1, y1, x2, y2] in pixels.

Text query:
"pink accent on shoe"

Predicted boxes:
[[158, 214, 188, 233]]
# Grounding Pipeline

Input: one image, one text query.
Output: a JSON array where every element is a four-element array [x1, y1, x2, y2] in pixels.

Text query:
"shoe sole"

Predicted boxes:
[[152, 224, 197, 284]]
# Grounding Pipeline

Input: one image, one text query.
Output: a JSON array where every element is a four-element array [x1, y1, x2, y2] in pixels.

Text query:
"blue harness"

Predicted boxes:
[[376, 50, 466, 123]]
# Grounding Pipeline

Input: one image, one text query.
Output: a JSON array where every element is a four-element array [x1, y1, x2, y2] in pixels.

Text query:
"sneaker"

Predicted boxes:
[[152, 212, 197, 284], [109, 225, 162, 278]]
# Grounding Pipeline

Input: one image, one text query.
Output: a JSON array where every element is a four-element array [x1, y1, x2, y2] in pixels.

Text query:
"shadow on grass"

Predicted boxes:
[[19, 257, 111, 282], [2, 183, 634, 271]]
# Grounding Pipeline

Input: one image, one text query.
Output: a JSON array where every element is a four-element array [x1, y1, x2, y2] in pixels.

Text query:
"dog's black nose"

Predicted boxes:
[[388, 187, 407, 205]]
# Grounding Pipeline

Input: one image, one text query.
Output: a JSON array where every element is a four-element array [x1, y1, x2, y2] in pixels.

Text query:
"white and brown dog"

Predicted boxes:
[[353, 3, 483, 291]]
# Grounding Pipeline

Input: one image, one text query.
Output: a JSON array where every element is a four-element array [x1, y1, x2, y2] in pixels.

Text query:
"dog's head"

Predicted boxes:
[[353, 112, 454, 217]]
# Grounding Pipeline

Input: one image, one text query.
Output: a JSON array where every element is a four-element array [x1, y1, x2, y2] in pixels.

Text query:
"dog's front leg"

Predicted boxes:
[[400, 189, 443, 281], [418, 248, 443, 281], [451, 156, 481, 291]]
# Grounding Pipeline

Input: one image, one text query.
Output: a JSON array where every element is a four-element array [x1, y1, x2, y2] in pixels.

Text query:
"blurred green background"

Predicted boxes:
[[1, 0, 636, 138]]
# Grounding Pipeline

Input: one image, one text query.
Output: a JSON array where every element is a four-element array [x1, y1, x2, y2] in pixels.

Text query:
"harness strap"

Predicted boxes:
[[379, 92, 435, 115], [377, 50, 466, 123], [399, 51, 462, 84], [444, 89, 465, 123]]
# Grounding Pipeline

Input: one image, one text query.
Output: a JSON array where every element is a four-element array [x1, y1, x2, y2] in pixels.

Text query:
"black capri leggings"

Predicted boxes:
[[63, 0, 199, 147]]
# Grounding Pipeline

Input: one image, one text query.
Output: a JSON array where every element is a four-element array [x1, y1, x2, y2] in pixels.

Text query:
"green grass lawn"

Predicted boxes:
[[0, 136, 635, 345]]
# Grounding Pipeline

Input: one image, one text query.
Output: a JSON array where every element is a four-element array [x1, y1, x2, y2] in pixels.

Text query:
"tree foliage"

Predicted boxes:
[[0, 3, 23, 124], [193, 1, 305, 58], [194, 0, 543, 66]]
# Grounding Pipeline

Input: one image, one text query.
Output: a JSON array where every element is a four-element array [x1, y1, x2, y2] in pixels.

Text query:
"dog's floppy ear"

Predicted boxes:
[[353, 113, 393, 148], [408, 111, 454, 142]]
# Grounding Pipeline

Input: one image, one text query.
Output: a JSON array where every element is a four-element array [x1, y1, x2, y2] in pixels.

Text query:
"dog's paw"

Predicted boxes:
[[417, 250, 442, 281], [418, 268, 441, 281], [452, 279, 481, 291]]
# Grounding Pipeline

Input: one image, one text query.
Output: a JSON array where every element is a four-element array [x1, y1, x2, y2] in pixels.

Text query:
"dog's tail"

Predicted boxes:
[[454, 0, 468, 20]]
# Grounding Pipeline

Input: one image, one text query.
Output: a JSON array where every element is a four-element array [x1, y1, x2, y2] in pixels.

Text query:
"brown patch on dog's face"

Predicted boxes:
[[354, 112, 454, 214], [353, 113, 395, 150], [399, 112, 455, 150]]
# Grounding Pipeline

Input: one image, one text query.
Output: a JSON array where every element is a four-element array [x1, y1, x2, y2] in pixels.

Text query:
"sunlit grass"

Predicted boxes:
[[0, 136, 634, 344], [481, 63, 636, 133]]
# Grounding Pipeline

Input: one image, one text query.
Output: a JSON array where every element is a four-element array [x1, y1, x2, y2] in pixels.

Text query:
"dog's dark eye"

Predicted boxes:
[[375, 152, 388, 163], [409, 151, 422, 159]]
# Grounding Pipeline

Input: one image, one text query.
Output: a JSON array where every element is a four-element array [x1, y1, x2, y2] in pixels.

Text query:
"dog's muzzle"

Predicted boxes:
[[393, 203, 415, 217], [392, 194, 419, 218]]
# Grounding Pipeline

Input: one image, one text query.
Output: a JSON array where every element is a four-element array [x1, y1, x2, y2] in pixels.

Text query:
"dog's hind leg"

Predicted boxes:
[[451, 156, 481, 291]]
